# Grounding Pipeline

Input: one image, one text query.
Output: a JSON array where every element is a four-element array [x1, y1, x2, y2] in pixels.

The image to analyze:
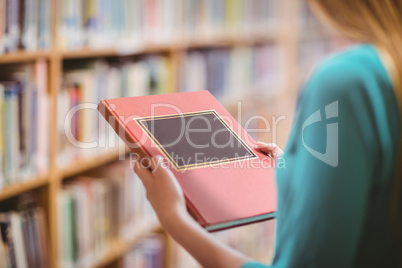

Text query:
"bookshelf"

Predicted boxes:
[[0, 0, 344, 267]]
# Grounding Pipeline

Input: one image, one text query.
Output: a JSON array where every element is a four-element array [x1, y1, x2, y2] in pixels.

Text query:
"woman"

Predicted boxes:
[[134, 0, 402, 267]]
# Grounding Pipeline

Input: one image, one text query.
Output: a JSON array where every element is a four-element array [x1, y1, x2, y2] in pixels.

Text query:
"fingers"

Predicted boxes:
[[133, 159, 153, 187], [256, 141, 283, 160], [133, 155, 167, 186], [148, 155, 166, 175], [256, 141, 277, 154]]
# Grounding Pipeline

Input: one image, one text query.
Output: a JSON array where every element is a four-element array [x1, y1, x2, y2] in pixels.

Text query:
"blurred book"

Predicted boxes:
[[170, 220, 276, 268], [179, 45, 281, 103], [57, 159, 157, 268], [0, 194, 50, 268], [0, 60, 49, 189], [0, 0, 51, 54], [122, 234, 166, 268]]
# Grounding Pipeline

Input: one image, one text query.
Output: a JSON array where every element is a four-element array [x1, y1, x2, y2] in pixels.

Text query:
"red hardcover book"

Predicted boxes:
[[98, 90, 276, 231]]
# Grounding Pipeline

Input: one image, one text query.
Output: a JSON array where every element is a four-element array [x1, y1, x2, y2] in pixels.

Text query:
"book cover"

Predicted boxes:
[[98, 90, 276, 231]]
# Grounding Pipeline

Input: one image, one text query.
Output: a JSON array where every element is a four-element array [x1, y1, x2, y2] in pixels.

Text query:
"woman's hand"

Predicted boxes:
[[133, 155, 187, 226], [134, 155, 252, 268], [257, 141, 283, 160]]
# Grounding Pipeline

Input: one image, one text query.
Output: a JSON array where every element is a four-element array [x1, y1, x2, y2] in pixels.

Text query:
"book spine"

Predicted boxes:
[[0, 230, 10, 267], [0, 0, 5, 54], [10, 212, 29, 268], [5, 0, 20, 52], [122, 234, 166, 268], [97, 99, 151, 159], [0, 84, 4, 189], [37, 0, 47, 50], [35, 60, 49, 172], [3, 83, 20, 184], [35, 208, 49, 268], [29, 85, 38, 176], [21, 0, 39, 51], [60, 191, 78, 266], [21, 210, 39, 268], [0, 213, 17, 267]]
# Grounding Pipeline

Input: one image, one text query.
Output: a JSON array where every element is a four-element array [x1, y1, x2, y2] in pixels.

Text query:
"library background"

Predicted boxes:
[[0, 0, 350, 267]]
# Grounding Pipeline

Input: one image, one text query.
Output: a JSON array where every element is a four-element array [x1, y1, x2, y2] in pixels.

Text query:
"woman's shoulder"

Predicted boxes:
[[301, 44, 388, 103], [314, 44, 379, 82]]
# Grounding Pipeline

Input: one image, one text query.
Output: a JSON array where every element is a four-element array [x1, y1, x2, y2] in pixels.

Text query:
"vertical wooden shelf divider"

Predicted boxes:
[[48, 0, 62, 266]]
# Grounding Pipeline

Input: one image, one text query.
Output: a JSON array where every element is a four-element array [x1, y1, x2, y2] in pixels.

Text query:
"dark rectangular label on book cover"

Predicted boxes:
[[136, 110, 257, 171]]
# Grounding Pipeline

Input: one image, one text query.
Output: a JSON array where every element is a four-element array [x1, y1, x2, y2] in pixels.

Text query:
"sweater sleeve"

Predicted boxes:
[[243, 58, 377, 268], [241, 262, 270, 268]]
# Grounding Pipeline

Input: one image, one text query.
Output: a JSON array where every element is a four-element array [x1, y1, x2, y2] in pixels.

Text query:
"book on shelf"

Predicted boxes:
[[58, 56, 172, 166], [57, 159, 157, 268], [0, 60, 49, 189], [57, 0, 279, 50], [98, 90, 277, 231], [0, 194, 50, 268], [179, 45, 281, 104], [171, 220, 276, 268], [0, 0, 51, 54], [122, 234, 166, 268]]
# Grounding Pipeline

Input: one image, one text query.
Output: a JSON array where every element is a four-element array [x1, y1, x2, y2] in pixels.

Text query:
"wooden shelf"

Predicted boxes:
[[60, 149, 128, 178], [0, 34, 279, 64], [0, 50, 51, 64], [92, 224, 162, 268], [61, 43, 177, 60], [184, 33, 277, 49], [0, 173, 49, 202], [61, 34, 278, 60]]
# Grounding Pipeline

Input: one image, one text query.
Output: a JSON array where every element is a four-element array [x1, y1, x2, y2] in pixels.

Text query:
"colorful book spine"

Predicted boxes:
[[0, 0, 5, 53], [38, 0, 50, 50], [0, 84, 4, 188], [21, 0, 39, 51], [35, 60, 49, 173], [5, 0, 21, 52], [3, 82, 20, 184]]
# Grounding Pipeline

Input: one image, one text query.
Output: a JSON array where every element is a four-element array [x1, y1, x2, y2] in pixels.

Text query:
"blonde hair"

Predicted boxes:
[[308, 0, 402, 260]]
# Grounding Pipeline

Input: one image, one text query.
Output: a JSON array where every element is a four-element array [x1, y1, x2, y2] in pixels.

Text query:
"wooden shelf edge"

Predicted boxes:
[[61, 45, 173, 59], [0, 173, 49, 201], [61, 33, 280, 60], [0, 50, 51, 64], [0, 34, 280, 63], [92, 223, 162, 268], [60, 148, 128, 178]]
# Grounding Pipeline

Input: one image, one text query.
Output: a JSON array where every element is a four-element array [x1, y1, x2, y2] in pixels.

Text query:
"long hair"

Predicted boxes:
[[308, 0, 402, 260]]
